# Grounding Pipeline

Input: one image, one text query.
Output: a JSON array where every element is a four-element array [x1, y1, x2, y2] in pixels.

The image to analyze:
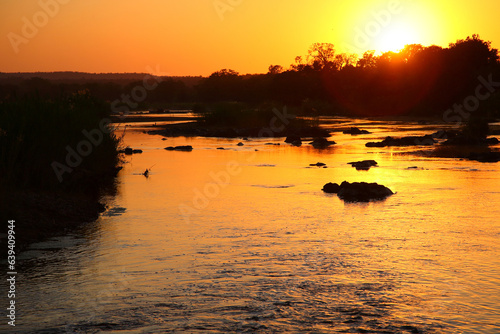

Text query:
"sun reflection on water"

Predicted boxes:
[[6, 119, 500, 333]]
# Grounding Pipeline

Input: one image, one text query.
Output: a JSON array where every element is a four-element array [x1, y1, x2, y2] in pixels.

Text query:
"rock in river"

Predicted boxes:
[[366, 135, 436, 147], [285, 135, 302, 146], [343, 127, 371, 135], [285, 135, 302, 143], [310, 137, 336, 148], [164, 145, 193, 152], [310, 162, 327, 167], [322, 181, 394, 202], [120, 147, 143, 155], [467, 151, 500, 163], [348, 160, 378, 170], [322, 182, 340, 193], [443, 135, 499, 146]]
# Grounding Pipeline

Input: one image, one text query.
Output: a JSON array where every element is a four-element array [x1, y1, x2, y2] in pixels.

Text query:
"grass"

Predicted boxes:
[[0, 90, 122, 195]]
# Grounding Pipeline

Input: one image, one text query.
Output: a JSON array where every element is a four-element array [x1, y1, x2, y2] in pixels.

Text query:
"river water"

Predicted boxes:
[[2, 117, 500, 333]]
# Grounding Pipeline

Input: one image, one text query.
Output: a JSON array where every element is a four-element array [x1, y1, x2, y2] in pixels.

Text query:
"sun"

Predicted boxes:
[[374, 21, 421, 53]]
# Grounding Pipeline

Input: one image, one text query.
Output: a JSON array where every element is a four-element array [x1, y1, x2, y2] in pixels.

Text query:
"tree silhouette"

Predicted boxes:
[[449, 34, 499, 69], [197, 69, 243, 102], [268, 65, 284, 75], [356, 51, 377, 69], [307, 43, 337, 70]]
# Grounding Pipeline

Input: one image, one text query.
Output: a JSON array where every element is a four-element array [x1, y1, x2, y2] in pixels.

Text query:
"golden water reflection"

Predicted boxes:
[[8, 120, 500, 333]]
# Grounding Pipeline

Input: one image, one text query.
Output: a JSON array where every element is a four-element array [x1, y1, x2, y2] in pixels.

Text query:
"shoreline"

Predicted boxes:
[[0, 188, 109, 254]]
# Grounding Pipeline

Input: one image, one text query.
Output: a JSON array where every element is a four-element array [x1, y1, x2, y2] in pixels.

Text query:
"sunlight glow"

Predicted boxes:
[[0, 0, 499, 74], [374, 21, 421, 53]]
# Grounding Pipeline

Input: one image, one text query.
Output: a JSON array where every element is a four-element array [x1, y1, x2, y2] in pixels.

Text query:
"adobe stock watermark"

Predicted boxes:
[[214, 0, 243, 21], [7, 0, 71, 54], [110, 65, 167, 117], [179, 106, 295, 223], [51, 65, 167, 183], [342, 0, 403, 55], [442, 74, 500, 127], [178, 161, 243, 222], [413, 73, 500, 148]]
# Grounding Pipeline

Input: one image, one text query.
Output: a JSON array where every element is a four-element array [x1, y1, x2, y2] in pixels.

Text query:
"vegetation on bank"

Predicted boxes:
[[190, 35, 499, 140], [194, 35, 500, 118], [153, 102, 329, 138], [195, 102, 311, 128], [0, 91, 122, 248], [0, 90, 121, 194]]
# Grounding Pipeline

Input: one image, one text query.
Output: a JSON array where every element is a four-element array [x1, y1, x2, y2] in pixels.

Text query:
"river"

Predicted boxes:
[[2, 117, 500, 333]]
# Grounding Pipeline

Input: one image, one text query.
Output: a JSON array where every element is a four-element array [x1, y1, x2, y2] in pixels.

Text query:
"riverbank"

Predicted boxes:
[[0, 164, 121, 252], [0, 189, 108, 252], [0, 93, 122, 252]]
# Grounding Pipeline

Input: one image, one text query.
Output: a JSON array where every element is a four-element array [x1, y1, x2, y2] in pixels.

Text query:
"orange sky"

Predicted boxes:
[[1, 0, 499, 76]]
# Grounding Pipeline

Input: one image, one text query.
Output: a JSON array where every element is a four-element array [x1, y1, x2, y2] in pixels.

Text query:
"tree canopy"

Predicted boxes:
[[194, 35, 500, 117], [1, 35, 499, 118]]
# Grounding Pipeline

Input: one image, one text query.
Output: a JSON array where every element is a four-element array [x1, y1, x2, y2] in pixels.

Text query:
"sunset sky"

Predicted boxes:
[[1, 0, 500, 76]]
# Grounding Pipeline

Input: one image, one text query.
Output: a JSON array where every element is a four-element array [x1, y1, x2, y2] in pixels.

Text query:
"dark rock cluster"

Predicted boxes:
[[310, 137, 336, 148], [322, 181, 394, 202], [348, 160, 378, 171], [343, 127, 371, 135], [366, 135, 436, 147], [120, 147, 143, 155], [164, 145, 193, 152], [467, 151, 500, 162]]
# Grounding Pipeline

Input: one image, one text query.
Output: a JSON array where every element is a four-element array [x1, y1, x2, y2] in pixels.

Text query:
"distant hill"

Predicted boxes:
[[0, 72, 204, 87]]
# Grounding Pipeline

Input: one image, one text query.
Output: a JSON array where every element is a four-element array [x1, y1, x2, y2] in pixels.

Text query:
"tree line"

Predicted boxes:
[[1, 35, 499, 118], [197, 35, 500, 117]]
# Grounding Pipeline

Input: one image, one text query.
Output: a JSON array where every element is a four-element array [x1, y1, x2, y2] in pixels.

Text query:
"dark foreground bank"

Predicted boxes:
[[0, 92, 122, 251]]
